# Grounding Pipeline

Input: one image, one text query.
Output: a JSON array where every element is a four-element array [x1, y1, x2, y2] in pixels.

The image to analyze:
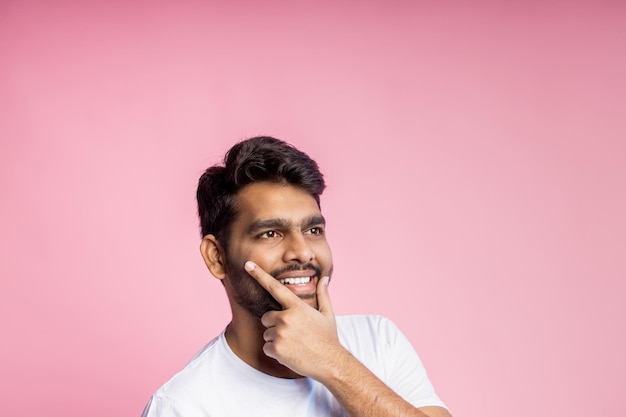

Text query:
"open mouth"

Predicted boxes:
[[271, 264, 321, 293], [278, 276, 311, 285], [276, 274, 317, 302]]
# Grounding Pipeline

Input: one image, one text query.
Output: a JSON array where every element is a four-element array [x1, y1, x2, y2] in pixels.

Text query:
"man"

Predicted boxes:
[[142, 136, 452, 417]]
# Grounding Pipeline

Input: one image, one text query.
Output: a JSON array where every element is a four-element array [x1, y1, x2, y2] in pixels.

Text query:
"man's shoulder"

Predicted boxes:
[[336, 314, 404, 351], [151, 332, 225, 401], [336, 314, 399, 333]]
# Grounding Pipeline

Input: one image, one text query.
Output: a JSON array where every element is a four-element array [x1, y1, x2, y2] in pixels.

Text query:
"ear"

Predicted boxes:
[[200, 235, 227, 280]]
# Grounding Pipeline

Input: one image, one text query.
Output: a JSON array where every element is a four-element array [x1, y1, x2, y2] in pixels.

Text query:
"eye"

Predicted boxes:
[[307, 227, 324, 235], [259, 230, 279, 239]]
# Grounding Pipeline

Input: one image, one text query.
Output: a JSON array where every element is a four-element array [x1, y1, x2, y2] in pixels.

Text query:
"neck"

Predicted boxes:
[[225, 310, 302, 379]]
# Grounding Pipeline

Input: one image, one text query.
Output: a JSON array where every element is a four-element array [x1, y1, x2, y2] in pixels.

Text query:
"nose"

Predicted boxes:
[[283, 233, 315, 264]]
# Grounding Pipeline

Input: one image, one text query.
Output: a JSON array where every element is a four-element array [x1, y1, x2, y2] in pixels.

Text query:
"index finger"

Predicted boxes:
[[244, 261, 301, 308]]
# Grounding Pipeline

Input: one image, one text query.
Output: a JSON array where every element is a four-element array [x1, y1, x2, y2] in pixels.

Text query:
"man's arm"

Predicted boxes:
[[244, 261, 452, 417]]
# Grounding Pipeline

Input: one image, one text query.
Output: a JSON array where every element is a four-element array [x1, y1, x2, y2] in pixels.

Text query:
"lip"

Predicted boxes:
[[279, 275, 318, 299]]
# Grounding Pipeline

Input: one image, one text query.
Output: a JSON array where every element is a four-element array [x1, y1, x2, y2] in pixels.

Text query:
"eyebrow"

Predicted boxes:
[[247, 215, 326, 234]]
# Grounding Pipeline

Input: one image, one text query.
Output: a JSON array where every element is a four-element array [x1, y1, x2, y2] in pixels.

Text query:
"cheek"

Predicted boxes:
[[245, 244, 282, 267], [314, 241, 333, 264]]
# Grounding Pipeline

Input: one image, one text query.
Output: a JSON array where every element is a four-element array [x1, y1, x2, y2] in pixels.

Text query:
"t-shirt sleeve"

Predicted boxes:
[[376, 316, 447, 409]]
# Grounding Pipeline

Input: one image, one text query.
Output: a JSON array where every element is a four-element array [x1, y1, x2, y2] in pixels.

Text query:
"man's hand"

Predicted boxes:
[[244, 261, 345, 380], [244, 261, 452, 417]]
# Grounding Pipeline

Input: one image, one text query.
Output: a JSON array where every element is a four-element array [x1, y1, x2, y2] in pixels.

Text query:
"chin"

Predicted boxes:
[[300, 295, 318, 310]]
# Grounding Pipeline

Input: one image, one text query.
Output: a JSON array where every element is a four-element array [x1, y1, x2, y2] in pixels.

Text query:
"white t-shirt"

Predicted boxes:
[[142, 315, 445, 416]]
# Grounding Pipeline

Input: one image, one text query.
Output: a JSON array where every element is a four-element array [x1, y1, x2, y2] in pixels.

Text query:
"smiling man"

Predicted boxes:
[[141, 136, 452, 417]]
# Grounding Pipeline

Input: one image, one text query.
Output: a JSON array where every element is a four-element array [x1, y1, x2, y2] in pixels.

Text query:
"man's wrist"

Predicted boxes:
[[311, 345, 356, 384]]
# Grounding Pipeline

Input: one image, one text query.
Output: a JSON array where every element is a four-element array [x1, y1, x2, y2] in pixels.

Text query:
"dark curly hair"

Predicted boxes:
[[196, 136, 326, 251]]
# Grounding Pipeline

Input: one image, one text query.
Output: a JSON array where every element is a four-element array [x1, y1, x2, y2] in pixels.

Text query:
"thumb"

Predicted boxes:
[[316, 276, 334, 316]]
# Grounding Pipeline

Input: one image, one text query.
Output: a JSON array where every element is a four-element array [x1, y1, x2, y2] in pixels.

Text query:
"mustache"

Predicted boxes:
[[269, 263, 322, 279]]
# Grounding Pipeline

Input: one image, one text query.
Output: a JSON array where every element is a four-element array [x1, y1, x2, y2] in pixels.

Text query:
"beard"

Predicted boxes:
[[224, 258, 323, 319]]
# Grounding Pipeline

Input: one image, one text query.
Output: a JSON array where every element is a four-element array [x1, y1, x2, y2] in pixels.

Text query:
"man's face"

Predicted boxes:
[[221, 181, 333, 319]]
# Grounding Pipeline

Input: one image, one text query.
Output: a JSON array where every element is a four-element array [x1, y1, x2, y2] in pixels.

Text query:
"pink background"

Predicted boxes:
[[1, 1, 624, 416]]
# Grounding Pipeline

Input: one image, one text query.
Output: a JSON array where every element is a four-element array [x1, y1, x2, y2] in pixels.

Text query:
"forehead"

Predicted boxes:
[[234, 182, 321, 224]]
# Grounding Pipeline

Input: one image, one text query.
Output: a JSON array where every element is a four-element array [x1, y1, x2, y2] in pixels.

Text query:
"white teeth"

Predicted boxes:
[[279, 277, 311, 285]]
